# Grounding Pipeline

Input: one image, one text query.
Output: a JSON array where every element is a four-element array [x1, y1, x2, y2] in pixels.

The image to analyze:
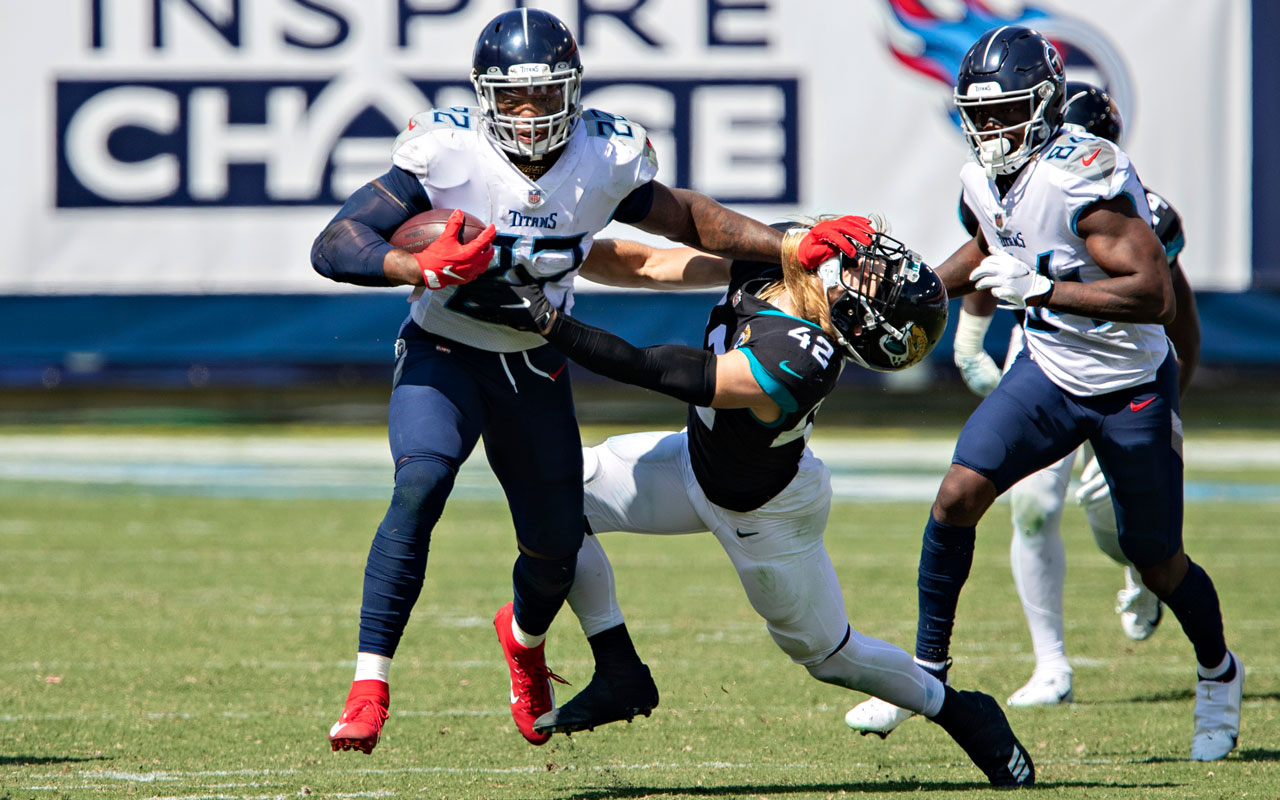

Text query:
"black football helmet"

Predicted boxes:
[[819, 232, 949, 372], [1061, 80, 1124, 145], [471, 9, 583, 160], [954, 25, 1066, 177]]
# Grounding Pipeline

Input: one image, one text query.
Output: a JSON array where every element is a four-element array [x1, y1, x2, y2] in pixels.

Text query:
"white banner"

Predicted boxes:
[[0, 0, 1251, 293]]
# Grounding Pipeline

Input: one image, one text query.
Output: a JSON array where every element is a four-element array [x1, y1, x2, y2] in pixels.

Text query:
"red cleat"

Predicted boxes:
[[494, 602, 568, 745], [329, 679, 390, 754]]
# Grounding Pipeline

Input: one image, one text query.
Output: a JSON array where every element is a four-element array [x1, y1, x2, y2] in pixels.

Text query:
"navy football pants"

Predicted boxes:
[[357, 321, 585, 657], [954, 349, 1182, 567]]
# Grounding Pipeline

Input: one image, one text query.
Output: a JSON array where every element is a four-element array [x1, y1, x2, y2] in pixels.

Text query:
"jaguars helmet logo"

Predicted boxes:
[[733, 325, 752, 349], [879, 322, 930, 369]]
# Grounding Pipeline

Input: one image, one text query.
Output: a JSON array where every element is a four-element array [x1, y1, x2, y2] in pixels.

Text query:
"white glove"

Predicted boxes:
[[1075, 455, 1110, 507], [951, 309, 1001, 396], [970, 251, 1053, 309], [955, 352, 1002, 396]]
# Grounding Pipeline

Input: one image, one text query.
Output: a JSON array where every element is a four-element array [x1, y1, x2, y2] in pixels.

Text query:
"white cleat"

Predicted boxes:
[[845, 697, 916, 738], [1191, 651, 1244, 761], [1116, 568, 1162, 641], [1006, 669, 1074, 707]]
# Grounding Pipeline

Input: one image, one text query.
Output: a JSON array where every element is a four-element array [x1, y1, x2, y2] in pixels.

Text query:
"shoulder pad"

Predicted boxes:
[[391, 107, 479, 187], [1041, 131, 1119, 184], [580, 108, 659, 175]]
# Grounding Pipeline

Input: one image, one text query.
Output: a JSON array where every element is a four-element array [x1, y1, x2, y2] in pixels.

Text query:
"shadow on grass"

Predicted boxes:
[[562, 779, 1179, 797], [1141, 748, 1280, 764], [1078, 688, 1280, 706], [0, 754, 111, 766]]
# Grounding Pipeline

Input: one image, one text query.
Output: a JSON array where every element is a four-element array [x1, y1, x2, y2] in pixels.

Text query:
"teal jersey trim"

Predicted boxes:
[[740, 347, 798, 425], [756, 309, 821, 328]]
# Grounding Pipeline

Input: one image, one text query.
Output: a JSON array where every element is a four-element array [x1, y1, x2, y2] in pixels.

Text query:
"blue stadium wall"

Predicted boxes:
[[4, 0, 1278, 388]]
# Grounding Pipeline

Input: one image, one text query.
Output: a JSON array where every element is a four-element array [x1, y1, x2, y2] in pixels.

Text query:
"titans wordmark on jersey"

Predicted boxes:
[[960, 130, 1169, 396], [687, 259, 845, 512], [391, 106, 658, 352]]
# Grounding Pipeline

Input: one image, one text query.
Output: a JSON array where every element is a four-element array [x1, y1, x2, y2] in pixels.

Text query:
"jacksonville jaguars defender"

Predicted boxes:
[[470, 221, 1036, 788], [844, 27, 1241, 761], [947, 81, 1202, 708], [311, 8, 857, 753]]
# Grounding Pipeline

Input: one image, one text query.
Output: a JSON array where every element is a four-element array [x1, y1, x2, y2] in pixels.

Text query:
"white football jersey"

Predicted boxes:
[[392, 106, 659, 352], [960, 130, 1170, 395]]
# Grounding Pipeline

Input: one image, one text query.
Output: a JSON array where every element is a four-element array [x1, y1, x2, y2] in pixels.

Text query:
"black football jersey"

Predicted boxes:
[[686, 258, 845, 512]]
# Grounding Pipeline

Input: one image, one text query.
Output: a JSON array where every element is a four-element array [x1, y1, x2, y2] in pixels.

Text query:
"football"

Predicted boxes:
[[389, 209, 488, 253]]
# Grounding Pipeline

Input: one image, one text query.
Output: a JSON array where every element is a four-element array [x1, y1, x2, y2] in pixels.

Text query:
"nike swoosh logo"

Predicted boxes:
[[1130, 397, 1156, 412], [735, 529, 759, 538], [329, 721, 349, 737], [500, 297, 532, 309], [549, 364, 567, 380], [510, 680, 520, 706], [779, 360, 803, 379], [1082, 147, 1102, 166]]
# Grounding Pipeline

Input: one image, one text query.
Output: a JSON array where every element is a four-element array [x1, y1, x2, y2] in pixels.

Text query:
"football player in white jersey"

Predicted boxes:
[[311, 8, 863, 754], [843, 27, 1241, 762], [948, 81, 1202, 708], [469, 222, 1036, 788]]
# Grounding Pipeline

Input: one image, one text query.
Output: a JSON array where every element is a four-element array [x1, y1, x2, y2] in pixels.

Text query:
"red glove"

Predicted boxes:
[[796, 215, 876, 270], [415, 210, 498, 289]]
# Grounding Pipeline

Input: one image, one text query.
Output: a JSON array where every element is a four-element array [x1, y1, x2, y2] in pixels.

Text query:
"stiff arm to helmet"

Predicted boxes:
[[814, 230, 949, 371]]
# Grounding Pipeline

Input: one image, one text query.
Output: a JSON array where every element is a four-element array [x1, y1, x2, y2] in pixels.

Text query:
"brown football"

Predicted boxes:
[[389, 209, 488, 253]]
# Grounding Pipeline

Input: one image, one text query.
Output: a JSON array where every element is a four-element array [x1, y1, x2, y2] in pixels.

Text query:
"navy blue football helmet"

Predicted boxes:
[[954, 26, 1066, 177], [819, 232, 948, 372], [471, 9, 583, 160], [1061, 80, 1124, 145]]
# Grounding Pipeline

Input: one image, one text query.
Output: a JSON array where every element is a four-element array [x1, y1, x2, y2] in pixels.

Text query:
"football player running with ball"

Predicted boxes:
[[844, 27, 1242, 762], [949, 81, 1201, 708], [311, 8, 850, 754], [470, 220, 1036, 788]]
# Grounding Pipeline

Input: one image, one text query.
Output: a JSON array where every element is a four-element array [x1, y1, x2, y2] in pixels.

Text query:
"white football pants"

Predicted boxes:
[[568, 430, 944, 716]]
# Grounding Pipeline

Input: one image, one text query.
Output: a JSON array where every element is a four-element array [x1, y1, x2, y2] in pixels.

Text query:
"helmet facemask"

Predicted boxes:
[[818, 232, 936, 372], [473, 63, 582, 160], [955, 79, 1060, 178]]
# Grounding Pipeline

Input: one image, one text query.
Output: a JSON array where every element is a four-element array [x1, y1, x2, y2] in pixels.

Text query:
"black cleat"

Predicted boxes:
[[939, 690, 1036, 788], [532, 664, 659, 735]]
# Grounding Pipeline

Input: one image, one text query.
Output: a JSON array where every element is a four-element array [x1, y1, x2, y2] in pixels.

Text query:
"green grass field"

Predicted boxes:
[[2, 426, 1278, 799]]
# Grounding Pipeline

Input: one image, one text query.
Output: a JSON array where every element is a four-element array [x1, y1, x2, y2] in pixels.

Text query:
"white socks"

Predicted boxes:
[[354, 652, 392, 683]]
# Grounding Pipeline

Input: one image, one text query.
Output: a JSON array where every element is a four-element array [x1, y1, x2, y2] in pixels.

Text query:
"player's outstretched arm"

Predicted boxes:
[[629, 183, 783, 263], [579, 239, 731, 290], [934, 231, 989, 296]]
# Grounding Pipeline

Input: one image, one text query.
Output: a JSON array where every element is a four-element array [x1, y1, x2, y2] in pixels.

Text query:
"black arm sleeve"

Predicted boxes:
[[544, 313, 716, 406], [310, 166, 432, 287]]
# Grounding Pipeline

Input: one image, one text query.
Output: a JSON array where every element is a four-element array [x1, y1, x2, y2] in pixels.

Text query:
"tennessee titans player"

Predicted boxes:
[[312, 8, 859, 754], [470, 221, 1036, 788], [844, 27, 1241, 761], [950, 81, 1202, 708]]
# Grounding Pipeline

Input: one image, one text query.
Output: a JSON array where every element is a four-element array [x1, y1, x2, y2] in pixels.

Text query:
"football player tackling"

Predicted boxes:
[[844, 27, 1242, 762], [473, 221, 1037, 788], [310, 8, 848, 754]]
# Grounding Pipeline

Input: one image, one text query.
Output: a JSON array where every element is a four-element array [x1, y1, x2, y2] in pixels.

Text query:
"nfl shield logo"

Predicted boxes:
[[994, 211, 1005, 231], [527, 188, 544, 206]]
